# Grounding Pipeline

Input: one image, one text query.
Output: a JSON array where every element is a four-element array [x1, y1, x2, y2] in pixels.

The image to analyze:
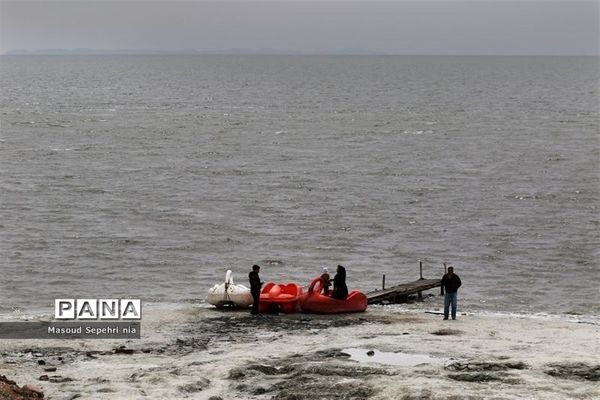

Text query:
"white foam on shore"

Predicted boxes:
[[375, 303, 600, 326], [1, 306, 598, 399]]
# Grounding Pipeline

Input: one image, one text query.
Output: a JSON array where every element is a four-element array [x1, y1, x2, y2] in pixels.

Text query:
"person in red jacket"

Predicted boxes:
[[441, 266, 462, 320]]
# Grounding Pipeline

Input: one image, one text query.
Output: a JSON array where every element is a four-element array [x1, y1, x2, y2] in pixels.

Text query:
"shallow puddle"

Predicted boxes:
[[343, 348, 448, 367]]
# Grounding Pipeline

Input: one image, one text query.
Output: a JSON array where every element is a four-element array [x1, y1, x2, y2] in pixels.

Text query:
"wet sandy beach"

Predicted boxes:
[[1, 307, 599, 399]]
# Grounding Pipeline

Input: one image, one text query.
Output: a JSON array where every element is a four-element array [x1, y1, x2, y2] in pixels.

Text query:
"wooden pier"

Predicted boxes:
[[367, 278, 441, 304], [366, 260, 444, 305]]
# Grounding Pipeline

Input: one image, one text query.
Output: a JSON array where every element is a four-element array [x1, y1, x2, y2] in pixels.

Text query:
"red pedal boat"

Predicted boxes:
[[300, 277, 368, 314], [259, 282, 304, 313]]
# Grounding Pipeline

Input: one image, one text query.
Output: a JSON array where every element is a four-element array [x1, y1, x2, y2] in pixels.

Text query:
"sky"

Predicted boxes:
[[0, 0, 598, 55]]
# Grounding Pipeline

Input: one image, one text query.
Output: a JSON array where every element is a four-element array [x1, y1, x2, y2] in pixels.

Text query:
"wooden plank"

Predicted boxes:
[[367, 278, 441, 304]]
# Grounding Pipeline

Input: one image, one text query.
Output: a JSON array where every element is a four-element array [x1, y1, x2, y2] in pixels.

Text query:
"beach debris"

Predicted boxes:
[[6, 348, 75, 365], [96, 387, 116, 393], [46, 376, 73, 384], [366, 350, 375, 356], [446, 361, 527, 372], [0, 375, 45, 399], [397, 389, 487, 400], [177, 378, 211, 393], [313, 349, 351, 359], [128, 372, 143, 383], [430, 328, 464, 336], [38, 376, 48, 381], [43, 367, 56, 373], [88, 377, 110, 384], [446, 361, 527, 384], [227, 350, 394, 399], [252, 387, 267, 395], [113, 346, 134, 355], [175, 337, 209, 350], [270, 379, 375, 400], [447, 372, 509, 382], [544, 362, 600, 381], [447, 372, 524, 385], [228, 369, 245, 380]]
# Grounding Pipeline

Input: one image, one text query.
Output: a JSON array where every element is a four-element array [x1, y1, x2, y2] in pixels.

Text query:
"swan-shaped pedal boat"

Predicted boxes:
[[260, 282, 304, 313], [300, 277, 368, 314], [207, 270, 253, 308]]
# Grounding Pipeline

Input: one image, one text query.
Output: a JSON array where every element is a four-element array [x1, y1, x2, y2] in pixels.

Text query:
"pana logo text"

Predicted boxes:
[[55, 299, 142, 320]]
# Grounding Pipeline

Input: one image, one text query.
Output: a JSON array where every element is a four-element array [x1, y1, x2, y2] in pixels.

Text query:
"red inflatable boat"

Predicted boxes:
[[259, 282, 304, 313], [300, 277, 368, 314]]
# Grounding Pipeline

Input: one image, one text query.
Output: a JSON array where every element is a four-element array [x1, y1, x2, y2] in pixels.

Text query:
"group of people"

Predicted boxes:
[[248, 264, 349, 315], [319, 265, 348, 300], [248, 263, 462, 320]]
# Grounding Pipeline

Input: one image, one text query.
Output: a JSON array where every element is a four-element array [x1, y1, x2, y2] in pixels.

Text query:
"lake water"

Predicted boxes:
[[0, 55, 598, 318]]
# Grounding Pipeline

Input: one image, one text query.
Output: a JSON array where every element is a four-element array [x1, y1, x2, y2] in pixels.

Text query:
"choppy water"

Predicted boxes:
[[0, 55, 598, 317]]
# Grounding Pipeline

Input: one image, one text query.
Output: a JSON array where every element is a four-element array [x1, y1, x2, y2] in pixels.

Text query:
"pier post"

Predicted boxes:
[[419, 260, 423, 280], [382, 274, 386, 290]]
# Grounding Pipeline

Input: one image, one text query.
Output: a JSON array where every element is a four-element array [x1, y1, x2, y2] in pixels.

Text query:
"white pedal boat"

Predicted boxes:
[[207, 270, 253, 308]]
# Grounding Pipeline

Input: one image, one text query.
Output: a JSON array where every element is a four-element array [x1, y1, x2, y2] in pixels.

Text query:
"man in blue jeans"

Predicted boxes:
[[441, 266, 462, 320]]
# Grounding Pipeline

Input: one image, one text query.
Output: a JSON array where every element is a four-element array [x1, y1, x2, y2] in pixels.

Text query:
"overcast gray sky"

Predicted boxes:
[[0, 0, 598, 55]]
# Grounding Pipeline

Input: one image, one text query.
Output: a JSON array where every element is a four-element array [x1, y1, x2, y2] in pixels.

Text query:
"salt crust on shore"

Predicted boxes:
[[0, 307, 598, 400]]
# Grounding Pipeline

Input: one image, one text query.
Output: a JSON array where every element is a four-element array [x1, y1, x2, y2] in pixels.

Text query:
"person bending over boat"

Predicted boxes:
[[321, 267, 331, 295], [332, 265, 348, 300], [249, 264, 263, 315]]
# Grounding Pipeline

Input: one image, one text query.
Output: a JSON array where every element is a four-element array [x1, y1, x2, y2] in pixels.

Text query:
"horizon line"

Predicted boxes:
[[3, 48, 598, 57]]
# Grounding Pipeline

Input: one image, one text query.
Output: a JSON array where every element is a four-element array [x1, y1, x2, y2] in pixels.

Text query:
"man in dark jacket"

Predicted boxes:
[[248, 264, 262, 315], [441, 266, 462, 320]]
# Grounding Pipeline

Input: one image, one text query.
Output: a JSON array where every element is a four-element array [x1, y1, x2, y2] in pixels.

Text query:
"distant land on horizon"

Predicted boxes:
[[4, 48, 596, 56], [3, 48, 387, 56]]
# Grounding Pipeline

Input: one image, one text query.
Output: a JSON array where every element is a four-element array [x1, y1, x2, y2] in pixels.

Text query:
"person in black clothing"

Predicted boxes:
[[332, 265, 348, 300], [248, 264, 262, 315], [441, 266, 462, 320]]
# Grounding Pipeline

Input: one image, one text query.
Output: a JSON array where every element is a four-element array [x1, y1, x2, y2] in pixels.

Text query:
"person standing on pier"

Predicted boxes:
[[249, 264, 263, 315], [441, 266, 462, 320]]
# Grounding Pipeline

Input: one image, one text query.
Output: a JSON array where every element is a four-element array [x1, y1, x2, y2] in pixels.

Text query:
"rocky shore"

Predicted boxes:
[[0, 375, 44, 399], [0, 307, 598, 399]]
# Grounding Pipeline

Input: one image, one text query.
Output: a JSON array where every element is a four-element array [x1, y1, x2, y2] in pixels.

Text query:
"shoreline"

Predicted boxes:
[[2, 301, 598, 326], [1, 306, 598, 399]]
